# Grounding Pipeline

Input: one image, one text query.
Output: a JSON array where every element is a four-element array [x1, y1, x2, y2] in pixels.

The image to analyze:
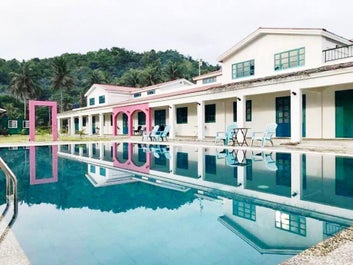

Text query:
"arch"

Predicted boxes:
[[112, 143, 150, 173], [29, 100, 58, 141], [112, 103, 151, 136]]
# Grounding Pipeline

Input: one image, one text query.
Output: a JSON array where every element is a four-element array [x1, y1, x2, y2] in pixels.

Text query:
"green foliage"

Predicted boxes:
[[0, 47, 219, 119]]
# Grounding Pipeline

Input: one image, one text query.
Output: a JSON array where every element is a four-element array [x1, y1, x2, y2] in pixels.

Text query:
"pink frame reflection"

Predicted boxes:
[[29, 146, 58, 185]]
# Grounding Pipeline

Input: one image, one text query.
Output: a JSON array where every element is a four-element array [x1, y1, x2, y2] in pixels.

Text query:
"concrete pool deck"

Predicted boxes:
[[0, 137, 353, 264]]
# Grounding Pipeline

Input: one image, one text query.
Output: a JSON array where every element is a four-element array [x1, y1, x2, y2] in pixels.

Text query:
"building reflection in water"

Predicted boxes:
[[56, 142, 353, 254]]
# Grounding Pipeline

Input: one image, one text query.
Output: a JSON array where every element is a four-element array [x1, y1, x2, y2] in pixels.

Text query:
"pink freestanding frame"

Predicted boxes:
[[29, 100, 58, 141]]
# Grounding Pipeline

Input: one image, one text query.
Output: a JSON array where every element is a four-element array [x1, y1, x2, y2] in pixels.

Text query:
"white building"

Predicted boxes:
[[58, 27, 353, 142]]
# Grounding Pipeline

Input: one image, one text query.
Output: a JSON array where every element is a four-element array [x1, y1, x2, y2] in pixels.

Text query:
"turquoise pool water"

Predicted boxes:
[[0, 143, 353, 265]]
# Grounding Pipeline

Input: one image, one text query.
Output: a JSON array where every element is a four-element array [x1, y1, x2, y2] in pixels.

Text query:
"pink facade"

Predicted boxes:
[[29, 100, 58, 141], [112, 103, 151, 136]]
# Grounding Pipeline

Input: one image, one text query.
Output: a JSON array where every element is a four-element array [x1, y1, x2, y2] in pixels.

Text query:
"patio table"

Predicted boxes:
[[233, 127, 250, 146]]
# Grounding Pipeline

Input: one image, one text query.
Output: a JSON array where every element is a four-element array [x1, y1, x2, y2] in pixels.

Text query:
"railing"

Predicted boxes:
[[0, 157, 18, 243], [323, 44, 353, 62]]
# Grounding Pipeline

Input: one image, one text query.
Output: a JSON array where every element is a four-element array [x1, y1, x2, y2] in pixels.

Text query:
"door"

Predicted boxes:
[[276, 96, 291, 137], [154, 109, 166, 127], [336, 90, 353, 138], [122, 113, 128, 134]]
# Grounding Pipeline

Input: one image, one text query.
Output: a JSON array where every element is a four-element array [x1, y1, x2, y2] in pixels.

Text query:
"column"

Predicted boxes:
[[88, 114, 93, 136], [99, 113, 104, 136], [237, 166, 246, 189], [236, 96, 246, 128], [291, 152, 302, 201], [169, 105, 175, 139], [197, 147, 204, 179], [290, 88, 302, 143], [57, 118, 61, 135], [78, 116, 83, 132], [197, 101, 205, 140], [70, 117, 75, 136]]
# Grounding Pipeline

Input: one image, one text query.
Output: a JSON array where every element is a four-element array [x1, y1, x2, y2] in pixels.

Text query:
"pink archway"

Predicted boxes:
[[112, 103, 151, 136], [29, 100, 58, 141]]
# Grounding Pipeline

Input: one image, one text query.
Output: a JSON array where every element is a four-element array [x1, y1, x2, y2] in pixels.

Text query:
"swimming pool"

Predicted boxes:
[[0, 142, 352, 265]]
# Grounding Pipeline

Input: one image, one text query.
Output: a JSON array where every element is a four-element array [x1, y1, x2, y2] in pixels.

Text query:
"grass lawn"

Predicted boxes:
[[0, 134, 120, 144]]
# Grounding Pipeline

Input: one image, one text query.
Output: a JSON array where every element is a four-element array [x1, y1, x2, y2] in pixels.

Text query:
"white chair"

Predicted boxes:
[[142, 125, 160, 141], [251, 123, 278, 147]]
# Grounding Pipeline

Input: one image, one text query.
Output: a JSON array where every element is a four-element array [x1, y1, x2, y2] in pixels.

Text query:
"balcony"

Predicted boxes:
[[323, 44, 353, 62]]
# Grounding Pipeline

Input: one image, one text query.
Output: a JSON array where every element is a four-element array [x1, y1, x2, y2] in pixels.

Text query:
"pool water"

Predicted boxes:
[[0, 142, 353, 265]]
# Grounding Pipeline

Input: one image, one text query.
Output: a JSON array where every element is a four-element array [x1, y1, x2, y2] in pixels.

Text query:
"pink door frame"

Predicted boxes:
[[112, 103, 151, 136], [29, 100, 58, 141]]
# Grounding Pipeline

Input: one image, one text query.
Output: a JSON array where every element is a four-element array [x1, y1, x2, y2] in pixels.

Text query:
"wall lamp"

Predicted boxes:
[[236, 97, 242, 101], [291, 192, 298, 197], [197, 102, 201, 105], [291, 91, 297, 96], [168, 106, 172, 109]]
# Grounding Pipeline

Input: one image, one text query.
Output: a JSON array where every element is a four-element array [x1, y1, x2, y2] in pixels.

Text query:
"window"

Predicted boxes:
[[147, 89, 155, 95], [275, 211, 306, 236], [83, 117, 86, 126], [99, 167, 106, 177], [89, 98, 95, 106], [246, 100, 252, 121], [205, 104, 216, 123], [23, 120, 29, 128], [232, 59, 255, 79], [90, 165, 96, 173], [233, 101, 237, 122], [205, 155, 216, 174], [133, 92, 141, 98], [176, 107, 188, 124], [202, 76, 216, 84], [274, 47, 305, 71], [138, 112, 146, 125], [176, 152, 188, 169], [8, 120, 18, 129], [99, 95, 105, 104], [233, 201, 256, 221]]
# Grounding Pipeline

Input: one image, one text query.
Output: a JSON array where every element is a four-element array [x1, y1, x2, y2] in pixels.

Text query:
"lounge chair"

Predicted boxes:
[[142, 125, 160, 141], [215, 123, 237, 145], [251, 123, 278, 147], [154, 125, 170, 141]]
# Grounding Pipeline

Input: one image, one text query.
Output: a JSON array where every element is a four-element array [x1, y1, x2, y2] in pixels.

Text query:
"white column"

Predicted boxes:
[[88, 114, 93, 136], [291, 152, 302, 201], [99, 142, 105, 160], [88, 143, 93, 158], [237, 166, 246, 189], [197, 147, 204, 179], [169, 105, 175, 139], [169, 145, 175, 174], [70, 117, 75, 136], [57, 118, 61, 135], [197, 101, 205, 140], [78, 116, 83, 131], [236, 96, 245, 128], [99, 113, 104, 136], [291, 88, 302, 143]]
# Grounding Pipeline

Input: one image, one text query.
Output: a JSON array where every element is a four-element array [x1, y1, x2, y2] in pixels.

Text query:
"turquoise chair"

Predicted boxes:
[[142, 125, 160, 141], [251, 123, 278, 147], [215, 123, 237, 145], [154, 125, 170, 141]]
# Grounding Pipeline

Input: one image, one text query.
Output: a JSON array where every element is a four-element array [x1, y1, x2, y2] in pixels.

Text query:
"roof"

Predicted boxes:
[[84, 83, 138, 97], [133, 78, 194, 93], [193, 70, 222, 81], [218, 27, 353, 62]]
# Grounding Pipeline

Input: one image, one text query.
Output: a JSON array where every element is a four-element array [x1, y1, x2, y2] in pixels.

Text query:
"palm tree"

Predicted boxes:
[[9, 62, 41, 119], [51, 56, 75, 112]]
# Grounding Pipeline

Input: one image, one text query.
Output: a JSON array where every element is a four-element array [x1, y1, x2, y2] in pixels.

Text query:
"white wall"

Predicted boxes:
[[221, 34, 324, 85]]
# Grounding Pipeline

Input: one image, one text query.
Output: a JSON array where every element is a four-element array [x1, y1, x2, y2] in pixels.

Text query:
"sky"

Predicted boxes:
[[1, 0, 353, 65]]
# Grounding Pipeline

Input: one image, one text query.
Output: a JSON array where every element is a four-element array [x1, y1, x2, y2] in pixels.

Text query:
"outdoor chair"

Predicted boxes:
[[154, 125, 170, 141], [252, 151, 278, 171], [134, 125, 142, 135], [215, 123, 237, 145], [142, 125, 160, 141], [251, 123, 278, 147]]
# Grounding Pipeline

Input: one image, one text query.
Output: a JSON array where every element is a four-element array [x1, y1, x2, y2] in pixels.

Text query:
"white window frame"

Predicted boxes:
[[8, 120, 18, 129]]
